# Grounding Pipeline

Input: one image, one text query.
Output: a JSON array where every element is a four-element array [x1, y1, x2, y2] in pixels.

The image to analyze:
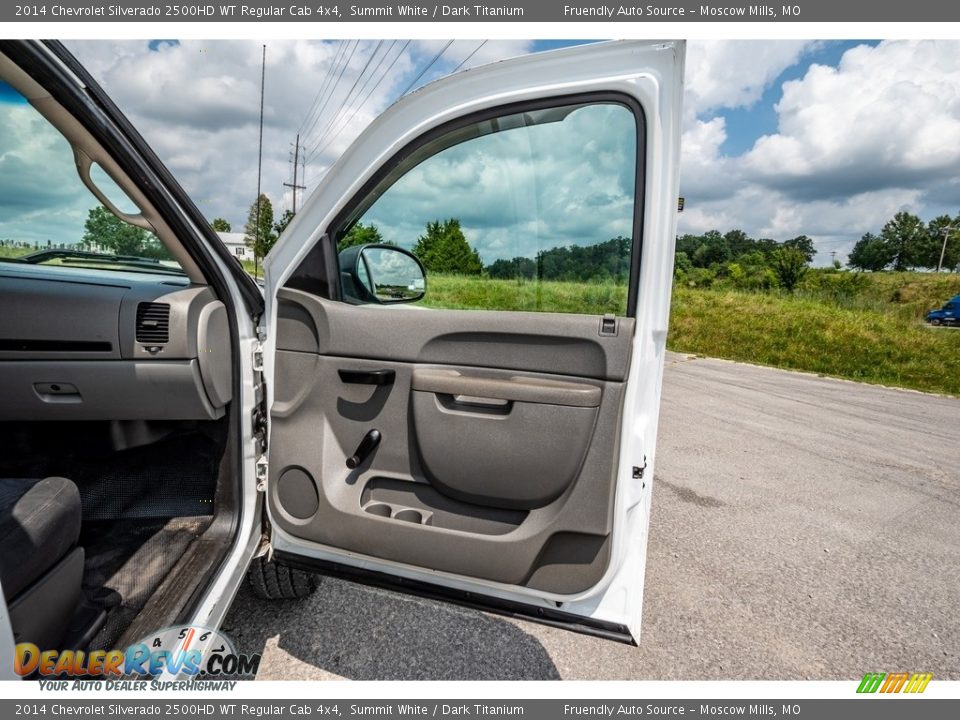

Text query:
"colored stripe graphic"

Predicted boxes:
[[881, 672, 909, 693], [857, 673, 886, 693], [857, 672, 932, 694], [904, 673, 933, 693]]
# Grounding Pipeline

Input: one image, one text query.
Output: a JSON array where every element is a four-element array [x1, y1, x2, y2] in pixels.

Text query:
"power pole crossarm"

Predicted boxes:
[[283, 132, 307, 213]]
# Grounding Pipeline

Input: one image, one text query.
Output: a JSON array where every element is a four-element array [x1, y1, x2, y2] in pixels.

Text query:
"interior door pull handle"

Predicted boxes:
[[346, 429, 382, 469], [338, 369, 396, 386]]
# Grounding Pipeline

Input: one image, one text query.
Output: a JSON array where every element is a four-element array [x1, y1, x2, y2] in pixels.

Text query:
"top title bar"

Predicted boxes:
[[5, 0, 960, 23]]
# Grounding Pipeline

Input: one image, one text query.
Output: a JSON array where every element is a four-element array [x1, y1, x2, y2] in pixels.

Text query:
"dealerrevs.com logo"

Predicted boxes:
[[16, 625, 261, 687], [857, 672, 933, 694]]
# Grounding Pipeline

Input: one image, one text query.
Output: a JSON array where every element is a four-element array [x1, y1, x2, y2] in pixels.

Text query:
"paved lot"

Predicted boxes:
[[223, 354, 960, 680]]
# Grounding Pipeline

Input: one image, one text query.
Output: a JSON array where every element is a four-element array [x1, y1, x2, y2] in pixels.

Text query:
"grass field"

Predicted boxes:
[[669, 286, 960, 396], [425, 272, 960, 397], [0, 245, 33, 260]]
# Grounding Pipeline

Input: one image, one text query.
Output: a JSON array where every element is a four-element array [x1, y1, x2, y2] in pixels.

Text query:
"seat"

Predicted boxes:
[[0, 477, 84, 649]]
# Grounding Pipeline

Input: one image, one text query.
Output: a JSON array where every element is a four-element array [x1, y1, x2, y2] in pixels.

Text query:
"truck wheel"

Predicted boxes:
[[930, 318, 942, 326], [247, 556, 319, 600]]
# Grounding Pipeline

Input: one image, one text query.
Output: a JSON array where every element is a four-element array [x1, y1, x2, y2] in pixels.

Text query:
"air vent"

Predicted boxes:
[[136, 302, 170, 344]]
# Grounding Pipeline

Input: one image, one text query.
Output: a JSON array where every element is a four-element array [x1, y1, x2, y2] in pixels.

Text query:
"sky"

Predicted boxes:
[[11, 39, 955, 265]]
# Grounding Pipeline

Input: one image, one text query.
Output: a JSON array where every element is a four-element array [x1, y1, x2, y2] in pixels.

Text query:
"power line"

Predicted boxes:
[[304, 40, 392, 161], [302, 40, 459, 181], [452, 40, 487, 73], [399, 40, 454, 97], [304, 41, 386, 162], [300, 40, 360, 143], [297, 40, 347, 137], [307, 41, 411, 162]]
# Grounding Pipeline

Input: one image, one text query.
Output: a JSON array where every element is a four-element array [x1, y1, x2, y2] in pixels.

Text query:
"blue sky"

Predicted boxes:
[[54, 40, 960, 265], [713, 41, 879, 156]]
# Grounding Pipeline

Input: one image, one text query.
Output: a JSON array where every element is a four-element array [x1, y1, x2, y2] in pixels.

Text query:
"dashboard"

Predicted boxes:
[[0, 262, 232, 421]]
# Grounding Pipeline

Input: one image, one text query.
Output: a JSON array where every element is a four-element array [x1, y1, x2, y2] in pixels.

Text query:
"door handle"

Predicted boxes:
[[338, 368, 396, 386], [346, 429, 382, 469]]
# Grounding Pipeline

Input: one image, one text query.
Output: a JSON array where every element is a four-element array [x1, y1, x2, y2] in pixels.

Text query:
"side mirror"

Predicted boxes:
[[338, 244, 427, 305]]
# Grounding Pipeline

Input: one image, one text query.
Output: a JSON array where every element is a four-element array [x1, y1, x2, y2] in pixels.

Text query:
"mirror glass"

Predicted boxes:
[[359, 246, 426, 302]]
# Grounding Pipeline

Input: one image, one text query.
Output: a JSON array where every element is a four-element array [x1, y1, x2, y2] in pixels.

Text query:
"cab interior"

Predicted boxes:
[[0, 50, 241, 655]]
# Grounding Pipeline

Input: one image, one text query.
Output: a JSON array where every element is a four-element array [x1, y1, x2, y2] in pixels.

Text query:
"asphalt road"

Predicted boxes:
[[222, 354, 960, 680]]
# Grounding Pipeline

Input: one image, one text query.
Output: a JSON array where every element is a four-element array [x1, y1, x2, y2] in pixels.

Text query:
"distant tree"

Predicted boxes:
[[413, 219, 482, 274], [81, 206, 169, 259], [847, 232, 893, 271], [273, 209, 296, 237], [243, 194, 277, 260], [880, 211, 927, 271], [675, 234, 702, 259], [691, 230, 731, 267], [783, 235, 816, 263], [723, 229, 754, 258], [755, 237, 779, 256], [487, 256, 538, 280], [338, 221, 385, 251], [770, 247, 809, 292], [211, 217, 232, 232]]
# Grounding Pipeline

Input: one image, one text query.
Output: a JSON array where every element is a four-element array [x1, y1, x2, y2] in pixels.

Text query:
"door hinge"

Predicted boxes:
[[256, 455, 268, 492], [252, 336, 269, 492], [632, 456, 647, 480]]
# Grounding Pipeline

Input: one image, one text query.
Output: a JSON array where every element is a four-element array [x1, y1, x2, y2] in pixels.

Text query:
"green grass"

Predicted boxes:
[[240, 259, 263, 279], [669, 287, 960, 396], [423, 272, 960, 397], [422, 274, 628, 314], [0, 246, 33, 260]]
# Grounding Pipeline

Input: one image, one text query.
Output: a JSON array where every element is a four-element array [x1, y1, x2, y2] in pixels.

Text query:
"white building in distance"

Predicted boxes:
[[217, 232, 254, 262]]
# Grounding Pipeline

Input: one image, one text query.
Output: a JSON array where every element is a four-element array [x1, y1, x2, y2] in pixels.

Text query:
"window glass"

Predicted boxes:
[[0, 79, 182, 276], [337, 101, 638, 315]]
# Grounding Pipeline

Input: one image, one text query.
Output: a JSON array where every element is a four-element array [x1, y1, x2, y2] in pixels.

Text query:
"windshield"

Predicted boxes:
[[0, 79, 184, 276]]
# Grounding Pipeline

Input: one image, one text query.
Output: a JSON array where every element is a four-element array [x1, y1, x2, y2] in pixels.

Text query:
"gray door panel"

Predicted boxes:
[[277, 288, 633, 381], [268, 290, 632, 594]]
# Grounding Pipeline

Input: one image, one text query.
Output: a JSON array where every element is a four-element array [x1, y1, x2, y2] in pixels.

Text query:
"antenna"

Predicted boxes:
[[254, 44, 266, 279]]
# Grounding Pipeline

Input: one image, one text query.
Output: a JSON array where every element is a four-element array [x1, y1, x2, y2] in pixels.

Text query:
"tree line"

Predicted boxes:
[[848, 211, 959, 272], [340, 218, 631, 283], [673, 230, 815, 291], [216, 196, 959, 283]]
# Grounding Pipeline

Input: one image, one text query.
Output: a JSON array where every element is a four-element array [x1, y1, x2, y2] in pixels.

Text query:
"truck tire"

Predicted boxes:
[[247, 556, 319, 600]]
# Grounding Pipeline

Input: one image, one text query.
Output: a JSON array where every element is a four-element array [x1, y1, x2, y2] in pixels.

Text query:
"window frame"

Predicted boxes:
[[325, 91, 648, 317]]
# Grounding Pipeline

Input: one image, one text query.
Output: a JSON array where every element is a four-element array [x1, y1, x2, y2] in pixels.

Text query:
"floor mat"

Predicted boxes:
[[76, 432, 221, 520], [81, 517, 209, 651], [0, 421, 225, 520]]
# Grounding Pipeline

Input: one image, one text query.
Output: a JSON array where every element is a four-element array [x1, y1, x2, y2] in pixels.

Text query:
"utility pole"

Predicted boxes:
[[283, 132, 307, 213], [254, 44, 266, 279], [937, 224, 956, 273]]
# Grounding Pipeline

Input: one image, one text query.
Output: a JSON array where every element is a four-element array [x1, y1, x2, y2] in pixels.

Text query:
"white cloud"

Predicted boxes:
[[683, 40, 816, 119], [65, 40, 535, 230], [743, 40, 960, 198], [679, 40, 960, 263]]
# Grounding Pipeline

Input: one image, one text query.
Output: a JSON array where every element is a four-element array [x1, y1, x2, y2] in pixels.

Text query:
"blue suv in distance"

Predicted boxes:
[[926, 294, 960, 326]]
